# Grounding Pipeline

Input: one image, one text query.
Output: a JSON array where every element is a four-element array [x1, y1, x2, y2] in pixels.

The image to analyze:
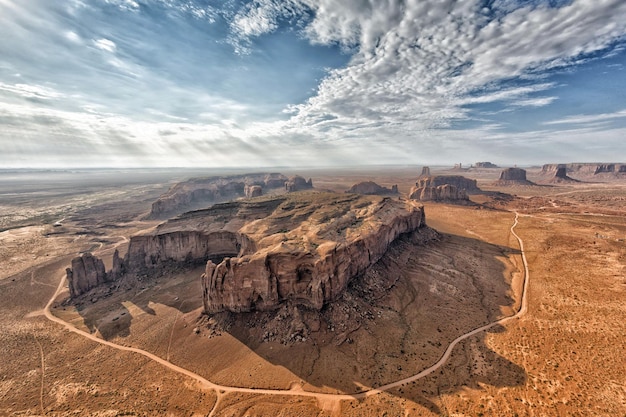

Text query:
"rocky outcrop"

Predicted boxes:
[[201, 195, 427, 313], [244, 184, 262, 198], [475, 162, 498, 168], [346, 181, 398, 195], [148, 173, 288, 218], [493, 168, 535, 186], [69, 192, 431, 316], [409, 184, 469, 202], [408, 175, 478, 203], [415, 175, 479, 193], [66, 252, 108, 298], [285, 175, 313, 192], [420, 166, 431, 177]]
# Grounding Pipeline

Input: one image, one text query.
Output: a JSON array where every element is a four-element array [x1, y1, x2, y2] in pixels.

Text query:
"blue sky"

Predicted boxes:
[[0, 0, 625, 168]]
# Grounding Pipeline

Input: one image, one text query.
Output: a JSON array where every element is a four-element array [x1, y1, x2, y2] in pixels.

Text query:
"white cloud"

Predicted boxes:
[[226, 0, 626, 137], [543, 109, 626, 125], [0, 82, 64, 100], [93, 38, 117, 53]]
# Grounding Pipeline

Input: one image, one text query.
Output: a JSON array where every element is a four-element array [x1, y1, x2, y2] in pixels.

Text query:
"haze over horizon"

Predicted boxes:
[[1, 0, 625, 168]]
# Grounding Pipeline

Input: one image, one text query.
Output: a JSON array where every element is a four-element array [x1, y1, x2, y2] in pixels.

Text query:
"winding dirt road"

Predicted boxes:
[[43, 212, 530, 414]]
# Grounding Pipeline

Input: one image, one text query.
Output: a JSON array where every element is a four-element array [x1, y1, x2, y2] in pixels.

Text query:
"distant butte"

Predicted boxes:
[[346, 181, 398, 195], [493, 167, 536, 186], [409, 175, 479, 203]]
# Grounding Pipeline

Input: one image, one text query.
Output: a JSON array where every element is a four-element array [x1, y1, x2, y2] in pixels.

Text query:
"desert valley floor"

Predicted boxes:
[[0, 166, 624, 416]]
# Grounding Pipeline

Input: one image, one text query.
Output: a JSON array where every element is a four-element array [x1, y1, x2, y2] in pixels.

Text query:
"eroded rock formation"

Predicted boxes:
[[541, 163, 626, 180], [475, 162, 498, 168], [420, 166, 431, 177], [148, 173, 288, 218], [408, 175, 478, 203], [201, 194, 427, 313], [244, 184, 262, 198], [346, 181, 398, 195], [409, 184, 468, 202], [493, 168, 535, 186], [285, 175, 313, 192], [67, 192, 432, 316], [66, 252, 108, 298]]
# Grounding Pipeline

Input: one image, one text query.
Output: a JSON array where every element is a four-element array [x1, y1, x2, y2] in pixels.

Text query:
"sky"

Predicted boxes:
[[0, 0, 625, 168]]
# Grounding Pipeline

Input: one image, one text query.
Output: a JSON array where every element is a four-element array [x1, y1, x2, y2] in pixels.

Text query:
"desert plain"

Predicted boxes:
[[0, 165, 624, 417]]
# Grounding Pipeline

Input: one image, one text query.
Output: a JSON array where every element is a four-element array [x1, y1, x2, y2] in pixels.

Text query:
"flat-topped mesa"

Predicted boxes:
[[475, 162, 498, 168], [541, 163, 626, 180], [408, 175, 479, 202], [201, 192, 428, 313], [148, 173, 288, 218], [493, 168, 535, 186], [420, 166, 431, 177], [346, 181, 398, 195]]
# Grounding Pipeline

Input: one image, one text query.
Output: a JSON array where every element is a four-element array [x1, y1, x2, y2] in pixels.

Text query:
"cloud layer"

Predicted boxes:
[[0, 0, 625, 167]]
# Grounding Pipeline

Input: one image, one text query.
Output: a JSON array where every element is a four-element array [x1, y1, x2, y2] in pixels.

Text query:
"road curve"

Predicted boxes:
[[43, 212, 530, 405]]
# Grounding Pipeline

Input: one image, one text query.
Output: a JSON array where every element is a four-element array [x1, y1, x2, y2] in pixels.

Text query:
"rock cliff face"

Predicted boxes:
[[346, 181, 398, 195], [285, 175, 313, 192], [493, 168, 535, 186], [544, 166, 579, 184], [409, 184, 468, 202], [201, 194, 427, 313], [66, 252, 108, 298], [414, 175, 479, 192], [408, 175, 477, 203], [420, 166, 431, 177], [148, 173, 288, 218], [67, 192, 431, 315], [244, 184, 262, 198]]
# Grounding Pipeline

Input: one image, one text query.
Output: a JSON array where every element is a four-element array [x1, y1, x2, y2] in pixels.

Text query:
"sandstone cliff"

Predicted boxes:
[[409, 184, 469, 202], [244, 184, 262, 198], [67, 192, 431, 316], [201, 193, 427, 313], [414, 175, 479, 192], [148, 173, 288, 218], [66, 252, 108, 298], [408, 175, 479, 203], [346, 181, 398, 195]]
